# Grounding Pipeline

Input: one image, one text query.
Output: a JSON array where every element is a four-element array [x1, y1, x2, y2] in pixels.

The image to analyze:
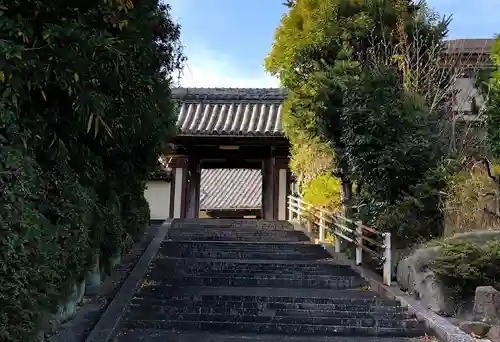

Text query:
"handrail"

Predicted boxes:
[[287, 195, 392, 286]]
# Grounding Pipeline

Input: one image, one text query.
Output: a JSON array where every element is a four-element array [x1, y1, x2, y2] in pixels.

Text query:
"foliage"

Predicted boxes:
[[361, 159, 456, 245], [442, 161, 500, 236], [289, 134, 335, 192], [0, 0, 182, 340], [303, 173, 342, 211], [337, 66, 442, 201], [266, 0, 448, 243], [432, 239, 500, 298], [487, 35, 500, 158]]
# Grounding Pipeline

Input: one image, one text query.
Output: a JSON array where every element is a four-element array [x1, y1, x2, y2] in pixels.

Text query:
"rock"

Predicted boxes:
[[103, 253, 122, 276], [396, 232, 500, 317], [396, 246, 456, 316], [76, 279, 86, 305], [85, 257, 101, 295], [487, 325, 500, 342], [51, 282, 82, 331], [473, 286, 500, 322], [459, 320, 491, 337]]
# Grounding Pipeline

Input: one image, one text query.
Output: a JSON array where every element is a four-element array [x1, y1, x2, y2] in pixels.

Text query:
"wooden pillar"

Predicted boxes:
[[186, 157, 201, 219], [169, 156, 188, 219], [262, 157, 275, 220]]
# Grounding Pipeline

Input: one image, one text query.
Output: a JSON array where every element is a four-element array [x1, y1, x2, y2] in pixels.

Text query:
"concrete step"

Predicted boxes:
[[115, 330, 424, 342]]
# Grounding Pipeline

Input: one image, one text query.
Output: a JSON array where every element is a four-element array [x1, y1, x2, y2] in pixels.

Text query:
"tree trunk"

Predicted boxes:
[[341, 178, 353, 219]]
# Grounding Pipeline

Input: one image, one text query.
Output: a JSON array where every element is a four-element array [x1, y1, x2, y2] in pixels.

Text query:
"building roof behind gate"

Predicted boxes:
[[172, 88, 287, 137], [200, 168, 261, 210]]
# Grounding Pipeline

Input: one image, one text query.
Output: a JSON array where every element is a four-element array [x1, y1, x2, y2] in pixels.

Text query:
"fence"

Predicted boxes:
[[287, 195, 392, 286]]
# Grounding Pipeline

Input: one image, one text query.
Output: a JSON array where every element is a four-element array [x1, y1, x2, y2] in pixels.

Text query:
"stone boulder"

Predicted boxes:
[[397, 245, 456, 315], [473, 286, 500, 323], [459, 321, 491, 338], [487, 325, 500, 342], [396, 231, 500, 317]]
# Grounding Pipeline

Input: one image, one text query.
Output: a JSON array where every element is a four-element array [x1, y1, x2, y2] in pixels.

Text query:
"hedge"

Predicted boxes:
[[0, 1, 183, 340]]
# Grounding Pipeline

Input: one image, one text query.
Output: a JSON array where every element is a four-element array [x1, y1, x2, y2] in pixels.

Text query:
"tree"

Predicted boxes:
[[265, 0, 448, 242], [0, 1, 183, 340], [486, 36, 500, 158]]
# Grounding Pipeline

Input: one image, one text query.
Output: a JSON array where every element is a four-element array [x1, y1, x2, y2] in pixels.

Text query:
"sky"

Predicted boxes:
[[165, 0, 500, 88]]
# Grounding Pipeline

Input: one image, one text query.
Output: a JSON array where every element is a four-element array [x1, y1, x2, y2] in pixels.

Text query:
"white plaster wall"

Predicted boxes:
[[144, 181, 171, 220], [173, 168, 184, 218], [278, 169, 287, 220], [453, 77, 484, 113]]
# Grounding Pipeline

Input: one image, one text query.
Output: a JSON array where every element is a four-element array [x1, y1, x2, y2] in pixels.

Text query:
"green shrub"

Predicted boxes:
[[302, 173, 342, 212], [432, 239, 500, 298], [0, 1, 182, 340], [357, 160, 454, 247]]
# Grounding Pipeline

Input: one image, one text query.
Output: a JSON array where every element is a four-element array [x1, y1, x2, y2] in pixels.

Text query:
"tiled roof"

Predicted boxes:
[[172, 88, 287, 137], [444, 39, 495, 54], [200, 169, 261, 210]]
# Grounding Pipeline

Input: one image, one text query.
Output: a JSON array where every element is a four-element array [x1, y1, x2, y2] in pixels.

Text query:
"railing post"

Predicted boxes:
[[288, 197, 293, 220], [334, 215, 341, 253], [319, 211, 325, 242], [306, 204, 312, 235], [383, 232, 392, 286], [297, 199, 302, 223], [355, 221, 363, 266]]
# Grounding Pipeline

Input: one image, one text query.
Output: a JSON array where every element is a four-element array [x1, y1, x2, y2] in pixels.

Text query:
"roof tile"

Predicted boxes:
[[173, 88, 286, 136], [200, 169, 261, 210]]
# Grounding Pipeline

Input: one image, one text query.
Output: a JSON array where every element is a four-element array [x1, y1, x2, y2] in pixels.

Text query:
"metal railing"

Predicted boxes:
[[287, 195, 392, 286]]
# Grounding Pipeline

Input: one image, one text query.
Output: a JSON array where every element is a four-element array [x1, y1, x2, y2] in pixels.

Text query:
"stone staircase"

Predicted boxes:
[[114, 219, 428, 341]]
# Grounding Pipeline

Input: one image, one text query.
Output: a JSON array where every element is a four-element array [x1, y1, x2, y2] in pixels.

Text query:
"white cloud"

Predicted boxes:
[[174, 47, 280, 88]]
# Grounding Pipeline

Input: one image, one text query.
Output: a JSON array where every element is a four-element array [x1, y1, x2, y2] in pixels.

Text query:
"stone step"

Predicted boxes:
[[159, 241, 330, 259], [150, 269, 354, 277], [115, 330, 423, 342], [167, 230, 309, 242], [128, 303, 411, 320], [121, 319, 427, 337], [154, 270, 355, 277], [167, 234, 308, 241], [168, 228, 297, 233], [135, 287, 397, 303], [131, 297, 408, 317], [151, 259, 357, 276], [161, 241, 323, 249], [162, 252, 330, 260], [144, 274, 363, 289], [124, 309, 419, 327], [112, 219, 430, 340], [167, 236, 309, 242], [171, 219, 293, 230]]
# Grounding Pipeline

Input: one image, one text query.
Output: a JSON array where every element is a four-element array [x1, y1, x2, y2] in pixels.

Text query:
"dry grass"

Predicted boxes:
[[443, 161, 500, 236]]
